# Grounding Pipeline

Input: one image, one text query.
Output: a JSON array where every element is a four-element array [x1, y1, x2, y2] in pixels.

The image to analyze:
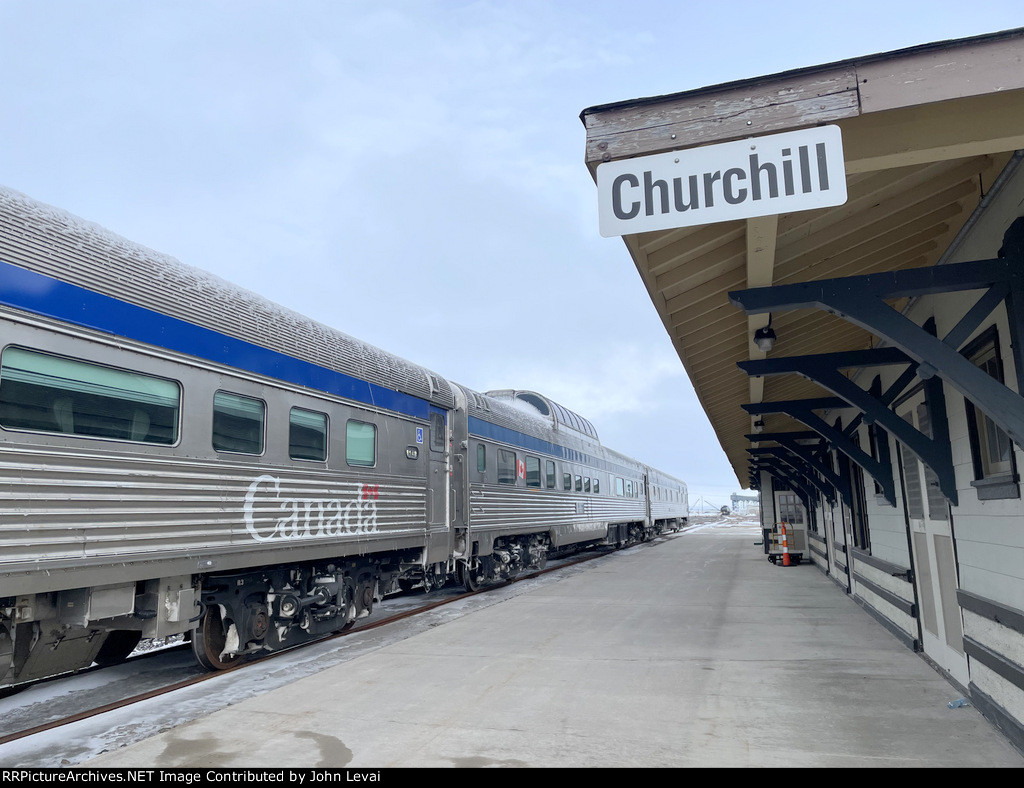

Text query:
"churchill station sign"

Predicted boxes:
[[597, 125, 847, 237]]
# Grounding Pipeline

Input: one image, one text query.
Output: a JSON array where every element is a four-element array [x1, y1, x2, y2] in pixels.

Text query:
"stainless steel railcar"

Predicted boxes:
[[0, 187, 687, 685]]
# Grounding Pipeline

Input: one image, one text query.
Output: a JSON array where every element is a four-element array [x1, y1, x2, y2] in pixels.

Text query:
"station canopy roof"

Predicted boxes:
[[581, 28, 1024, 488]]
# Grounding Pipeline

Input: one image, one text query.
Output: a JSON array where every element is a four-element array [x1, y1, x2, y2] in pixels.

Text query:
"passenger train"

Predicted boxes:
[[0, 187, 688, 683]]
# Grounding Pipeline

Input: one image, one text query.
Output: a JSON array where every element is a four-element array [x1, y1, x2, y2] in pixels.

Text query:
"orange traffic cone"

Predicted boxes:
[[781, 522, 791, 567]]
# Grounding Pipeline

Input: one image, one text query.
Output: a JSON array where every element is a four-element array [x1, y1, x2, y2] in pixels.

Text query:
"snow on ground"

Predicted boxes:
[[683, 513, 762, 533]]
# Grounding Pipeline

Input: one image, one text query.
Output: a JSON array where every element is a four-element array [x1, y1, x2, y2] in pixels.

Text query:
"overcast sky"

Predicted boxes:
[[1, 2, 1020, 508]]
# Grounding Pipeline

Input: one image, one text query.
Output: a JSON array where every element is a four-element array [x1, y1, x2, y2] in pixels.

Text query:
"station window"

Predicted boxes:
[[867, 425, 885, 496], [289, 407, 328, 461], [525, 455, 541, 488], [615, 477, 624, 496], [563, 472, 572, 491], [346, 419, 376, 467], [575, 475, 582, 492], [213, 391, 265, 454], [0, 346, 180, 445], [477, 443, 486, 473], [545, 460, 556, 489], [963, 328, 1019, 498], [777, 492, 804, 525], [498, 449, 516, 485]]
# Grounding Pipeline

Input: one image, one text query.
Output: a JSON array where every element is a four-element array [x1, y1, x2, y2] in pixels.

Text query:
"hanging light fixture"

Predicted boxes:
[[753, 313, 776, 353]]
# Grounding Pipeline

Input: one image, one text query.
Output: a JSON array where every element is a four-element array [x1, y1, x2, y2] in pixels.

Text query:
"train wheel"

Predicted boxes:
[[191, 605, 242, 671], [459, 560, 482, 592]]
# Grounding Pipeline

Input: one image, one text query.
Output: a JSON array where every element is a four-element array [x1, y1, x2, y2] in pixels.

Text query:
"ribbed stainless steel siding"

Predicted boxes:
[[469, 484, 646, 544], [461, 385, 600, 453], [0, 189, 453, 409], [0, 447, 427, 577], [650, 502, 688, 520]]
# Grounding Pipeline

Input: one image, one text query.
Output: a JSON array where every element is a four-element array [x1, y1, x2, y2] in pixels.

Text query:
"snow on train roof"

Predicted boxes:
[[484, 389, 599, 441], [0, 186, 454, 408]]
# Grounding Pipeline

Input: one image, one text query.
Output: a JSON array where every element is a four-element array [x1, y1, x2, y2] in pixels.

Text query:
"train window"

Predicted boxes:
[[584, 477, 591, 493], [477, 443, 486, 473], [525, 456, 540, 488], [626, 480, 632, 497], [593, 478, 600, 494], [545, 460, 556, 489], [575, 475, 582, 492], [615, 477, 624, 496], [0, 347, 180, 444], [563, 472, 572, 491], [430, 412, 445, 452], [346, 420, 377, 467], [212, 391, 264, 454], [497, 449, 516, 484], [289, 407, 328, 461]]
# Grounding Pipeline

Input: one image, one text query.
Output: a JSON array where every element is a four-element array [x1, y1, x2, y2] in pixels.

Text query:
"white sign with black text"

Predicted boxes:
[[597, 125, 847, 237]]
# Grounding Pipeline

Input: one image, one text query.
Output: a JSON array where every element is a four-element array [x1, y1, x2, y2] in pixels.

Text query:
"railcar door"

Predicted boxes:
[[449, 387, 468, 545], [897, 394, 968, 688], [426, 406, 451, 565], [643, 473, 651, 525]]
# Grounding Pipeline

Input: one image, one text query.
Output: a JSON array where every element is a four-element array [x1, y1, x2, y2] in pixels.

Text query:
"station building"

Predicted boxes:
[[582, 28, 1024, 749]]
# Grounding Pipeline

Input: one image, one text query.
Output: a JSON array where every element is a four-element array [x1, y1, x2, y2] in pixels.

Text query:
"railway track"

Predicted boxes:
[[1, 536, 681, 749]]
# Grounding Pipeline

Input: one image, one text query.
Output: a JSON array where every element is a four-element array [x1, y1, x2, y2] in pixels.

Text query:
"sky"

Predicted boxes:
[[0, 1, 1021, 509]]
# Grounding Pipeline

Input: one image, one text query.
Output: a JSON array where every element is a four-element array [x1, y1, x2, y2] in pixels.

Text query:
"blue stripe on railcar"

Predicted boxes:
[[0, 259, 431, 421], [469, 416, 565, 458], [469, 415, 644, 477]]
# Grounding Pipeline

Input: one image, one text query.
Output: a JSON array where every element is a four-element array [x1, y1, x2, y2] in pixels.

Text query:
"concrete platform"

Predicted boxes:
[[86, 521, 1024, 768]]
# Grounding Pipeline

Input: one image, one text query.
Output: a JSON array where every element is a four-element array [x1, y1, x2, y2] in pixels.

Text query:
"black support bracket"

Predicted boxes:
[[738, 347, 957, 504], [749, 460, 814, 511], [729, 219, 1024, 454], [743, 397, 897, 506], [746, 432, 853, 507], [748, 446, 837, 505]]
